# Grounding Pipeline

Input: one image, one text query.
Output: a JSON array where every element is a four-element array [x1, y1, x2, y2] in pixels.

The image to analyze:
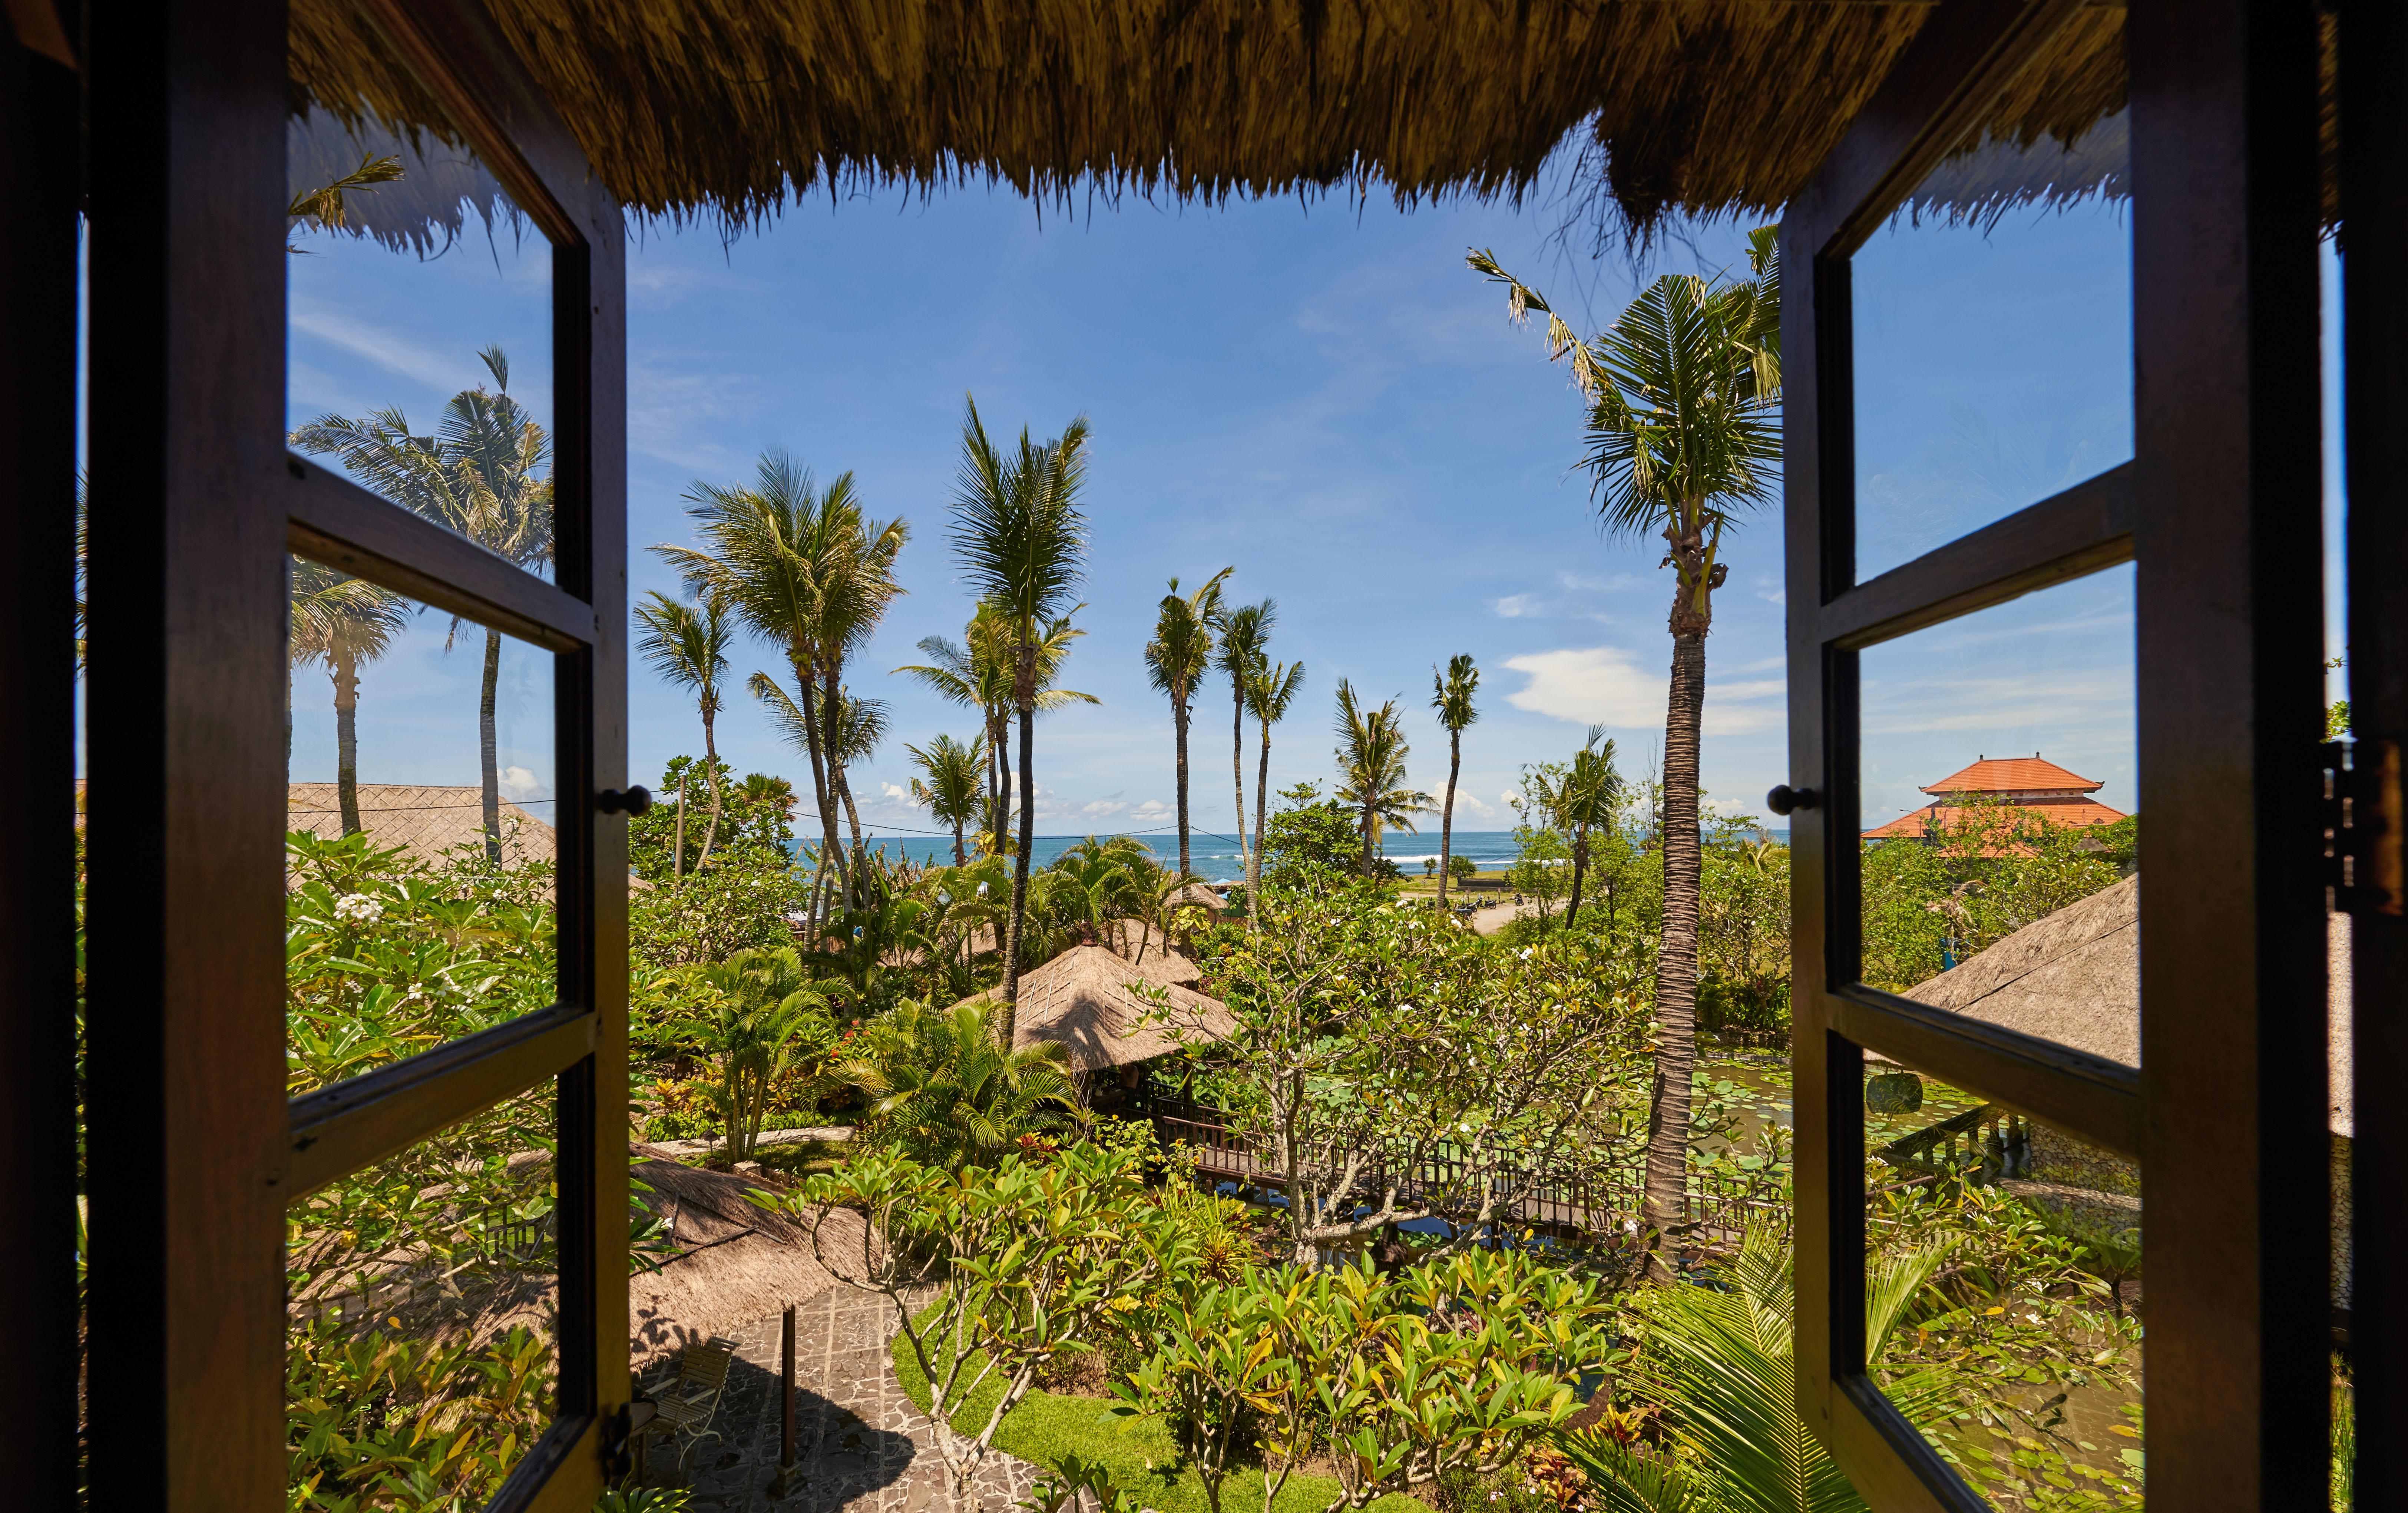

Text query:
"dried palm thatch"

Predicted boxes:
[[959, 943, 1234, 1072], [308, 1144, 864, 1368], [286, 782, 555, 867], [288, 1, 2335, 246], [1900, 873, 2139, 1067]]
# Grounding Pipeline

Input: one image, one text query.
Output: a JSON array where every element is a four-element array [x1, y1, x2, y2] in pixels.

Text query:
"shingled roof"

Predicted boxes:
[[283, 1, 2314, 245]]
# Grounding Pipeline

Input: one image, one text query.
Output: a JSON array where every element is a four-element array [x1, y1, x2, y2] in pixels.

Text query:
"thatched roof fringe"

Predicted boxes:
[[289, 2, 2337, 245]]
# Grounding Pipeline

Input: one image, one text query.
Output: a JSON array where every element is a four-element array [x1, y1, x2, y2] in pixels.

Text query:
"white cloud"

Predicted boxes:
[[498, 765, 550, 802], [880, 781, 912, 802], [1492, 593, 1538, 619], [1504, 646, 1787, 735], [1448, 791, 1498, 820]]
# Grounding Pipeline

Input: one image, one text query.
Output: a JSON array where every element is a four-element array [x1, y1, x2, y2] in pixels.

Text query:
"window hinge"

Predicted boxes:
[[2323, 738, 2401, 916]]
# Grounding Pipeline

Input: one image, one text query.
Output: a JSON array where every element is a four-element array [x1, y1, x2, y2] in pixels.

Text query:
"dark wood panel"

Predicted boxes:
[[0, 31, 88, 1513], [2129, 0, 2330, 1500], [285, 1005, 596, 1199], [286, 456, 598, 650], [1820, 463, 2135, 649], [1830, 987, 2144, 1156], [83, 1, 292, 1506], [1828, 1377, 1991, 1513], [1787, 0, 2090, 261], [490, 1416, 602, 1513], [356, 0, 618, 253], [2341, 0, 2408, 1468]]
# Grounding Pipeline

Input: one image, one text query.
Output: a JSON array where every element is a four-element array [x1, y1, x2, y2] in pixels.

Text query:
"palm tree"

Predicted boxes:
[[839, 998, 1080, 1172], [289, 558, 412, 836], [1562, 1222, 1952, 1513], [1143, 570, 1231, 880], [948, 395, 1093, 1026], [291, 346, 554, 864], [634, 590, 732, 878], [1556, 726, 1624, 927], [896, 602, 1096, 854], [1429, 653, 1481, 907], [750, 672, 888, 855], [658, 451, 908, 906], [906, 734, 988, 865], [1217, 598, 1276, 883], [1469, 229, 1780, 1249], [1332, 679, 1431, 874], [1243, 660, 1305, 905]]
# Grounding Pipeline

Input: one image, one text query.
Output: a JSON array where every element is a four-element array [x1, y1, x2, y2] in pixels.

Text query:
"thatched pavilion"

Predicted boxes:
[[957, 944, 1235, 1079], [285, 782, 558, 868]]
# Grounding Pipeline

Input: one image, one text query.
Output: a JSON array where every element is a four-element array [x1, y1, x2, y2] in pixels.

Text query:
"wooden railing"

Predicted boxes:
[[1138, 1097, 1784, 1252], [1875, 1103, 2032, 1185]]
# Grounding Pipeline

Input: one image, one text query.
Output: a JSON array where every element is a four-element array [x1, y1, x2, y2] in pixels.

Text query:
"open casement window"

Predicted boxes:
[[1782, 0, 2360, 1503], [82, 1, 631, 1508], [1780, 0, 2347, 1506]]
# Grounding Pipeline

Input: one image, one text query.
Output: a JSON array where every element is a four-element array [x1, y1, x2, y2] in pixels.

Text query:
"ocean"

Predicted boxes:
[[805, 828, 1532, 885]]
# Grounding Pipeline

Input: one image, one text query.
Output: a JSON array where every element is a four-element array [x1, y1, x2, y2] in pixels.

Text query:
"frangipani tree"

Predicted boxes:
[[1469, 229, 1780, 1257]]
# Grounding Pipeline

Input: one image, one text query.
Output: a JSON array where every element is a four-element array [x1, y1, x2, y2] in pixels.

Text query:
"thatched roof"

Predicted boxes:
[[287, 782, 556, 867], [1900, 875, 2356, 1139], [958, 944, 1234, 1072], [1168, 883, 1228, 914], [1104, 922, 1205, 990], [304, 1145, 864, 1368], [287, 1, 2315, 244], [1901, 874, 2140, 1067]]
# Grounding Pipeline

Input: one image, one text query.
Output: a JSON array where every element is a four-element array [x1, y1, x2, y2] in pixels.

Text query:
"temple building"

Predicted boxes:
[[1863, 754, 2128, 842]]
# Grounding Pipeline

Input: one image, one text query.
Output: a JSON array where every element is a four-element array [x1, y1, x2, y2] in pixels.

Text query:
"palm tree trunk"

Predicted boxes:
[[1642, 626, 1709, 1260], [1000, 673, 1038, 1035], [791, 656, 848, 897], [1232, 683, 1247, 881], [479, 628, 502, 865], [951, 820, 966, 868], [1173, 700, 1193, 879], [672, 768, 689, 881], [698, 706, 724, 867], [333, 649, 363, 836], [1250, 723, 1273, 917], [1361, 804, 1376, 875], [1567, 824, 1588, 927], [1438, 732, 1461, 906]]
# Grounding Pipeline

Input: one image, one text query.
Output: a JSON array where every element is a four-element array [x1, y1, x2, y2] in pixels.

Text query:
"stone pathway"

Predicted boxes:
[[635, 1285, 1042, 1513]]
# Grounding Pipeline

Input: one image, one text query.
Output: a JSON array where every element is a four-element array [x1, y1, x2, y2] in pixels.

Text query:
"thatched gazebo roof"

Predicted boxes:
[[287, 782, 556, 868], [958, 944, 1234, 1073], [283, 1, 2282, 246], [1898, 875, 2355, 1138], [1167, 883, 1228, 915], [301, 1145, 865, 1369]]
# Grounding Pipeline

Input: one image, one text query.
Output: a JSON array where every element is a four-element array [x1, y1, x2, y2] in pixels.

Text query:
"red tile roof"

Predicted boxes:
[[1919, 755, 2104, 795], [1863, 797, 2127, 840]]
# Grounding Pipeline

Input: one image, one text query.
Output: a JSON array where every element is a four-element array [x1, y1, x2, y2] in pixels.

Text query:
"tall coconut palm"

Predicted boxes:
[[1243, 660, 1305, 904], [896, 602, 1096, 854], [291, 346, 553, 864], [1332, 679, 1432, 874], [1469, 228, 1780, 1250], [1217, 598, 1276, 882], [634, 590, 732, 878], [1430, 653, 1481, 907], [906, 734, 988, 865], [289, 558, 412, 836], [948, 396, 1093, 1026], [658, 451, 907, 906], [1143, 570, 1231, 880]]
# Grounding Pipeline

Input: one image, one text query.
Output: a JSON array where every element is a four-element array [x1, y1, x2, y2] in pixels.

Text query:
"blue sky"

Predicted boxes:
[[276, 129, 2339, 845]]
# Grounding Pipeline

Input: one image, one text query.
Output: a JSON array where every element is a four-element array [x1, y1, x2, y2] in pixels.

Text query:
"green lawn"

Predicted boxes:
[[887, 1321, 1420, 1513]]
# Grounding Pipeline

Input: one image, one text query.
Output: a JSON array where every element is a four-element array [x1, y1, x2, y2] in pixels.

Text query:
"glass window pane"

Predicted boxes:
[[287, 1080, 559, 1508], [287, 11, 555, 576], [1864, 1053, 2143, 1508], [1850, 30, 2131, 583], [287, 559, 558, 1089], [1858, 566, 2137, 1065]]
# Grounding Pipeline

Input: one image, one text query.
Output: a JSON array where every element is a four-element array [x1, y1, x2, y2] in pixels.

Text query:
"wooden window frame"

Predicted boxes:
[[1782, 0, 2332, 1505], [80, 1, 630, 1508]]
